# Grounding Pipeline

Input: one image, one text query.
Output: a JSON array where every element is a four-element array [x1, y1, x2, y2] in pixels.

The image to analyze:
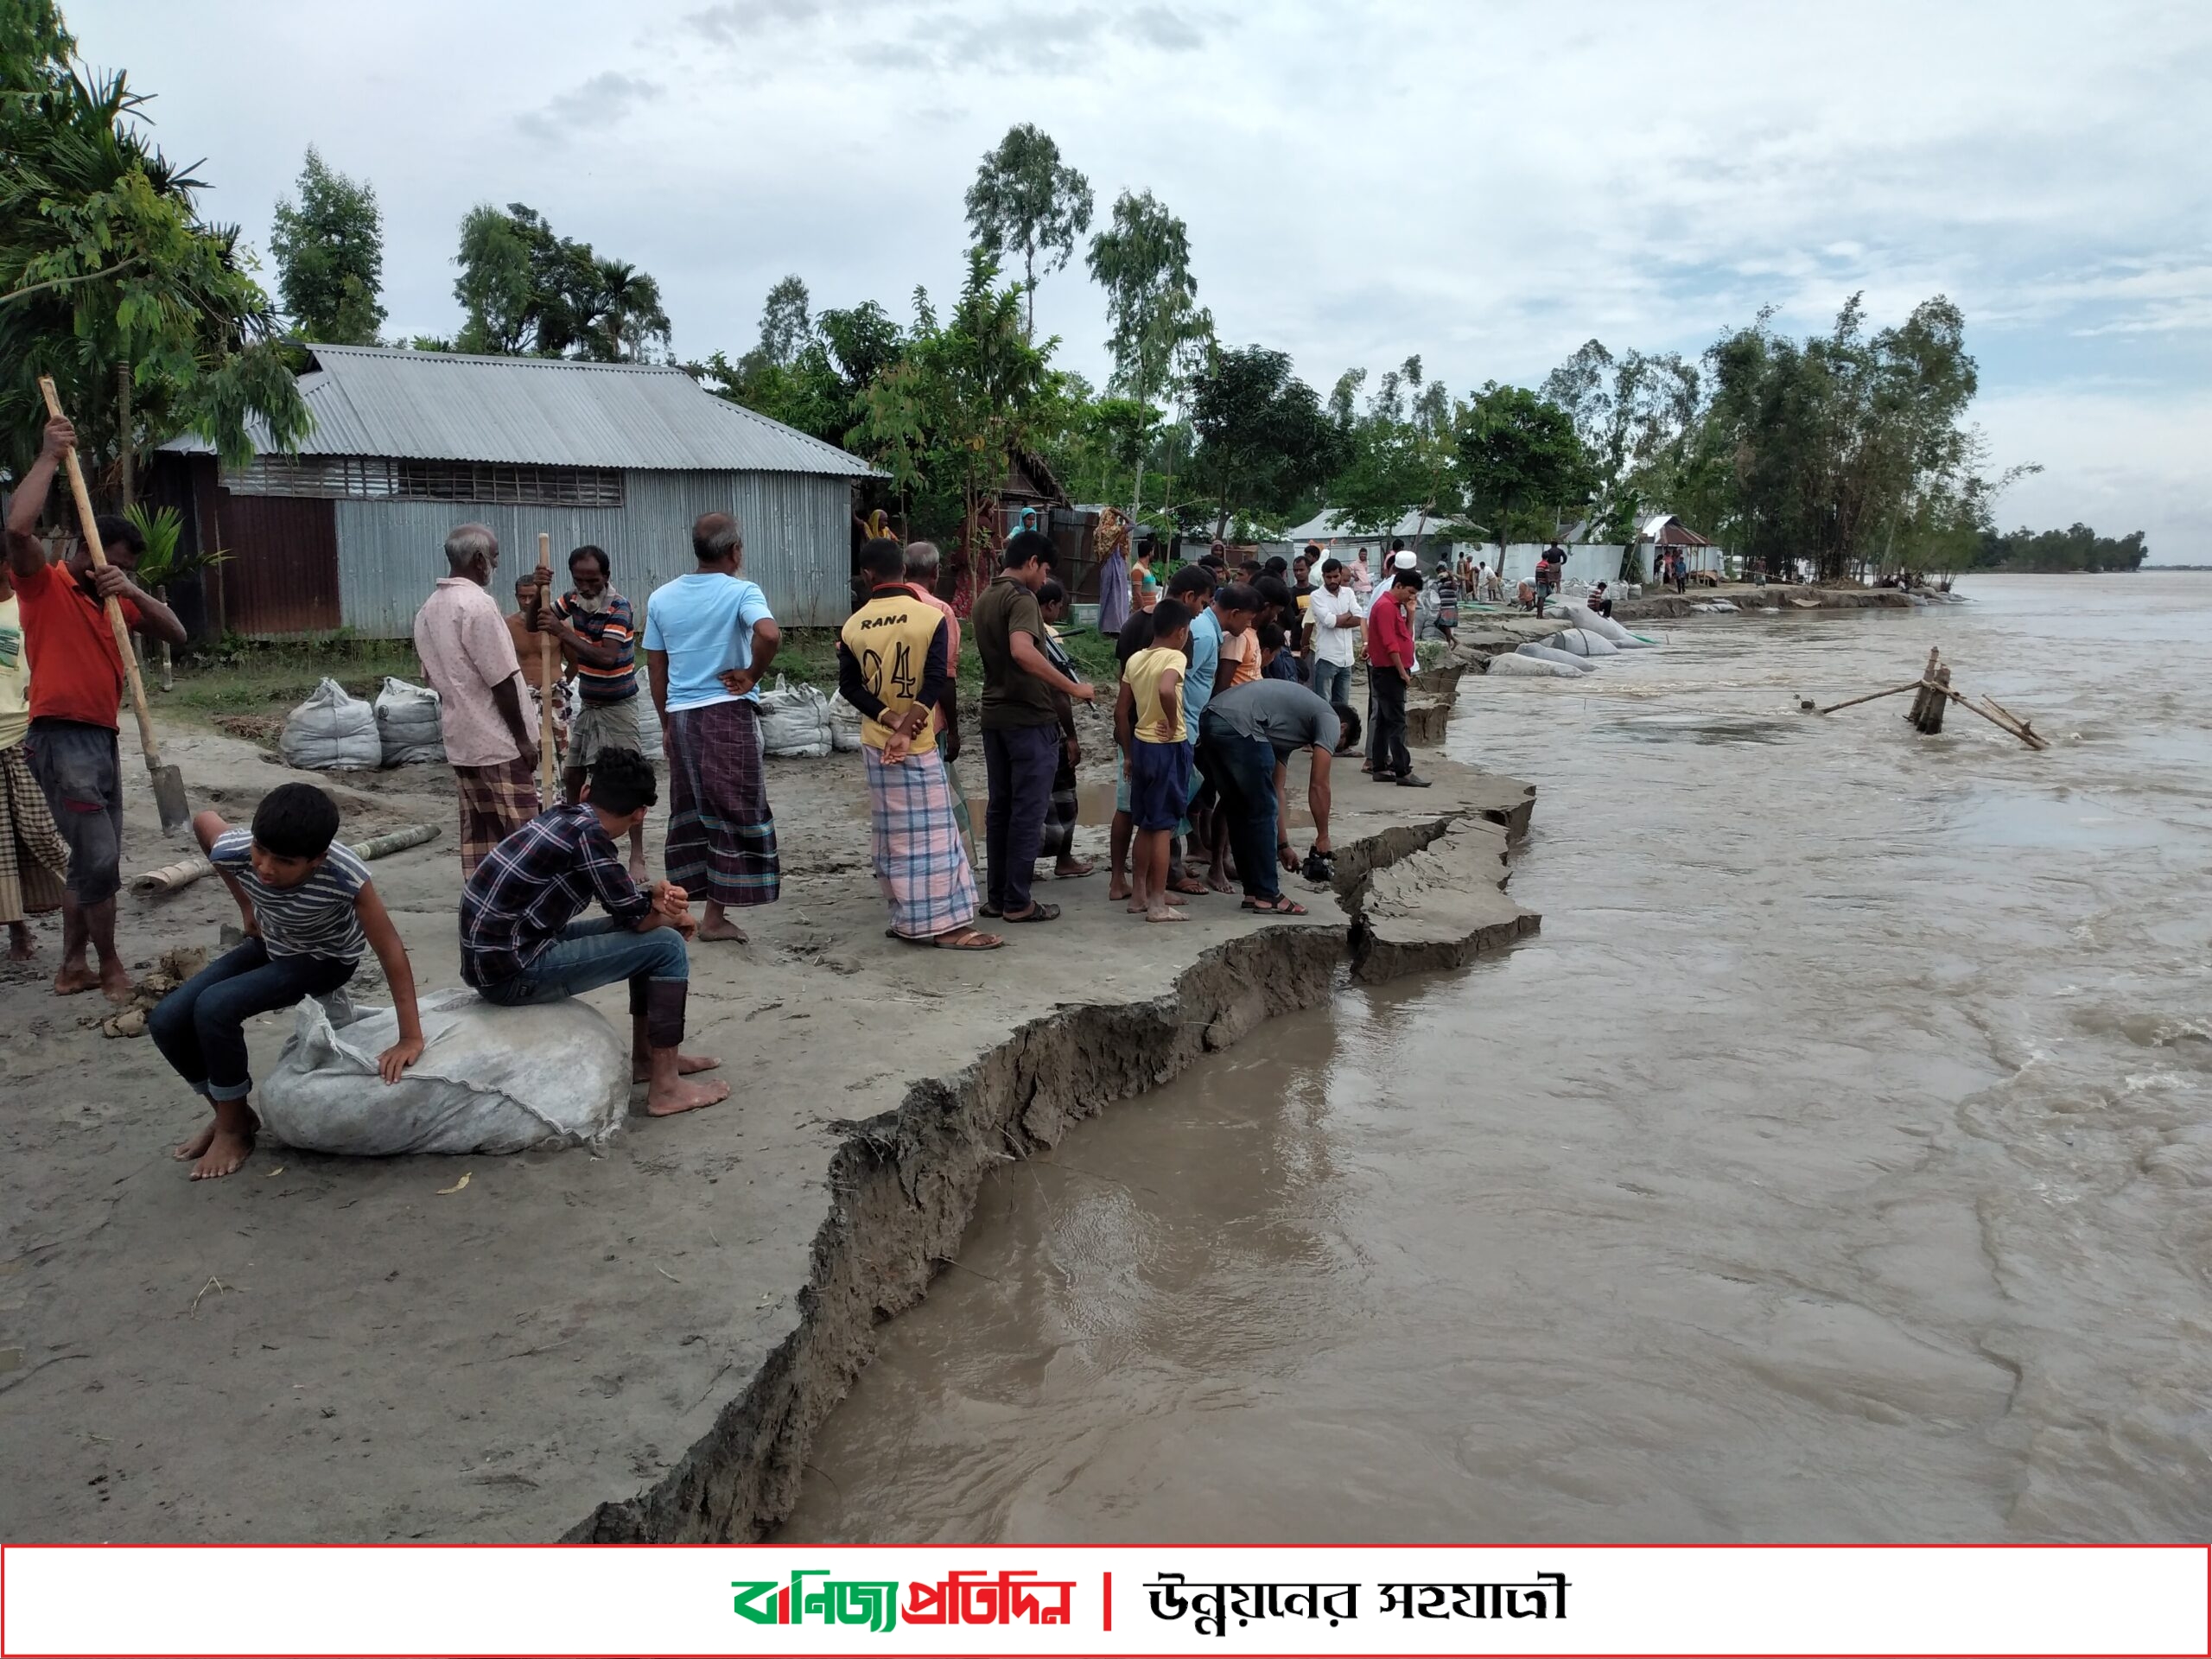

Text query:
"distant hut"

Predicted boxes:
[[1635, 513, 1721, 579]]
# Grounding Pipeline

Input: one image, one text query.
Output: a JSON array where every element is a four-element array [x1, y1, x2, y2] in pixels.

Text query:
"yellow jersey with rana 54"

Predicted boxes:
[[838, 591, 945, 749]]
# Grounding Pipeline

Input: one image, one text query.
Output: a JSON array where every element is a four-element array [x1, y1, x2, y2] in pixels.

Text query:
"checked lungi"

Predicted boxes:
[[1038, 743, 1078, 861], [454, 756, 541, 877], [936, 728, 976, 871], [866, 746, 976, 939], [0, 743, 67, 925], [664, 699, 779, 909]]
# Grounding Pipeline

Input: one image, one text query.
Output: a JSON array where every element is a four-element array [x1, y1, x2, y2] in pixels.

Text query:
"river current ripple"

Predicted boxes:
[[782, 573, 2212, 1543]]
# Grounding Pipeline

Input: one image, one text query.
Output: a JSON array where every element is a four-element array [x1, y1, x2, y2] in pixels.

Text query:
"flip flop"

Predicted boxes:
[[1053, 859, 1097, 879], [977, 903, 1002, 918], [1242, 897, 1309, 916], [1001, 902, 1060, 923], [931, 927, 1004, 950], [1166, 876, 1210, 896]]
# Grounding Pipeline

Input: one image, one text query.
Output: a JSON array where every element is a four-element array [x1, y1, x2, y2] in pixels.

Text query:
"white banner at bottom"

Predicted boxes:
[[3, 1543, 2204, 1657]]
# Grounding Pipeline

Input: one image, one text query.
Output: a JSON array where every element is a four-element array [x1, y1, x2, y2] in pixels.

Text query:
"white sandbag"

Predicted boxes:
[[1549, 628, 1619, 658], [757, 674, 833, 759], [1515, 642, 1595, 672], [827, 690, 864, 753], [257, 988, 628, 1157], [372, 677, 446, 766], [1563, 603, 1640, 645], [631, 694, 664, 762], [1485, 651, 1585, 678], [280, 678, 385, 772]]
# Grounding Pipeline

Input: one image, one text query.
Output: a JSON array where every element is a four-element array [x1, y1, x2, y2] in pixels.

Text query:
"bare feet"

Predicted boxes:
[[1205, 870, 1235, 895], [627, 859, 651, 887], [1107, 874, 1131, 901], [191, 1127, 255, 1179], [174, 1120, 217, 1161], [1145, 905, 1186, 923], [632, 1052, 723, 1084], [7, 924, 33, 961], [99, 958, 132, 1004], [52, 960, 99, 995], [645, 1077, 730, 1116], [696, 906, 747, 944]]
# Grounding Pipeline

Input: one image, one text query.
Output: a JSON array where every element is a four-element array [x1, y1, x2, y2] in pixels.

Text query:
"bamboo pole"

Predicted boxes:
[[535, 531, 557, 803], [1816, 679, 1923, 715], [1945, 687, 2046, 749], [129, 822, 442, 898]]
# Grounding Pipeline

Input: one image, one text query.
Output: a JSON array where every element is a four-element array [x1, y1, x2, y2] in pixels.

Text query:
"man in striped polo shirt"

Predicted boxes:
[[535, 544, 650, 883]]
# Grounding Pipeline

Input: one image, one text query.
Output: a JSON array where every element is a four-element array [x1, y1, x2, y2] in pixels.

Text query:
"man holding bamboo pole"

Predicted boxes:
[[4, 416, 186, 1001], [412, 524, 541, 877]]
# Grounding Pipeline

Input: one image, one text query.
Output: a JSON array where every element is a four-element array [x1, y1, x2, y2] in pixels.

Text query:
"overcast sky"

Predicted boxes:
[[72, 0, 2212, 561]]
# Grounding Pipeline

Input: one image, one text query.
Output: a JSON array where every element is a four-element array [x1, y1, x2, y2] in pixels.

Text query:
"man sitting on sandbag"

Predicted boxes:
[[460, 748, 727, 1117]]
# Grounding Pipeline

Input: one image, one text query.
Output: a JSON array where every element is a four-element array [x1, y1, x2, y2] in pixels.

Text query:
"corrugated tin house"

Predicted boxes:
[[153, 344, 876, 638]]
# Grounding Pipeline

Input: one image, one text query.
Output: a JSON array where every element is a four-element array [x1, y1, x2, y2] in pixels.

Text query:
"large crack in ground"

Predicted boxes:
[[569, 796, 1526, 1543]]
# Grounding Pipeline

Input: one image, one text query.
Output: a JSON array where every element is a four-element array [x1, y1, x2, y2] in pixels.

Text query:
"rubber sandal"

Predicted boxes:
[[1001, 902, 1060, 923], [931, 928, 1004, 950], [1242, 897, 1308, 916], [977, 903, 1002, 918], [1053, 860, 1097, 879]]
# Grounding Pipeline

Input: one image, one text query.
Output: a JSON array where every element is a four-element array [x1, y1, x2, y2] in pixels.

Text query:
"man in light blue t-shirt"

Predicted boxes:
[[643, 513, 783, 944]]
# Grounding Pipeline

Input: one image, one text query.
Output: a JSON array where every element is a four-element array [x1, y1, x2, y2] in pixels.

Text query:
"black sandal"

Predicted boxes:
[[1001, 901, 1060, 923]]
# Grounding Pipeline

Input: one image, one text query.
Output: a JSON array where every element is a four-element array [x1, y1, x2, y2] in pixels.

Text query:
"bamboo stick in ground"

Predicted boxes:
[[536, 531, 557, 804], [1946, 688, 2047, 749]]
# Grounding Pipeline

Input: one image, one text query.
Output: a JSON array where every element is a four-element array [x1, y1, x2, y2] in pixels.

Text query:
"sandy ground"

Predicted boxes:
[[1, 681, 1534, 1543]]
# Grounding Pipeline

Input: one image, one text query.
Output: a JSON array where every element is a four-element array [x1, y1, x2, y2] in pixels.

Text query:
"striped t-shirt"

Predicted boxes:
[[209, 828, 371, 963], [555, 589, 638, 704]]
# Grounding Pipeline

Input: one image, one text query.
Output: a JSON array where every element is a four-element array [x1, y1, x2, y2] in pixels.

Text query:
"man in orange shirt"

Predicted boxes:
[[5, 416, 188, 1001]]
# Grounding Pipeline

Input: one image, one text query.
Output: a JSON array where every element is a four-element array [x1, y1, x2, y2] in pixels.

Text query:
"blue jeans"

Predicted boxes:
[[1308, 659, 1352, 714], [474, 916, 690, 1049], [149, 938, 357, 1101], [1198, 727, 1281, 903], [982, 723, 1058, 913]]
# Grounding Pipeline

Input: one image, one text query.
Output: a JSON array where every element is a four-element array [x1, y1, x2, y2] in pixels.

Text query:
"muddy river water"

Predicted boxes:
[[782, 574, 2212, 1543]]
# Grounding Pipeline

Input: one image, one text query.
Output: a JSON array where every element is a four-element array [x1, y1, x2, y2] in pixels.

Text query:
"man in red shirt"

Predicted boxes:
[[5, 416, 188, 1001], [1365, 567, 1427, 787]]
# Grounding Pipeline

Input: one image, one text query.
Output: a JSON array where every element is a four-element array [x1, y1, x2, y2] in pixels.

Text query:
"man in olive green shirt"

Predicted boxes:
[[969, 531, 1093, 923]]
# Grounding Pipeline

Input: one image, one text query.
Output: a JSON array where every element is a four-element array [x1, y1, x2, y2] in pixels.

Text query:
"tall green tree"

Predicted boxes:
[[1699, 295, 1981, 581], [854, 251, 1052, 550], [1452, 382, 1593, 542], [1541, 338, 1702, 550], [964, 124, 1092, 340], [451, 202, 669, 361], [755, 275, 811, 368], [270, 146, 385, 345], [1186, 343, 1342, 538], [1085, 188, 1209, 531], [0, 2, 309, 493]]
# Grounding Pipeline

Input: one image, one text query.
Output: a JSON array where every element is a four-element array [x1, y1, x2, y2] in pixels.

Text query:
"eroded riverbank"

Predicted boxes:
[[2, 664, 1530, 1544]]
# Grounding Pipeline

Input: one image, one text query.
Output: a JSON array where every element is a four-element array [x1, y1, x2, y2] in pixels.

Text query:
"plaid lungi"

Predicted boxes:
[[664, 699, 779, 908], [866, 746, 977, 939], [454, 756, 541, 877], [936, 728, 976, 871], [0, 742, 67, 925], [1039, 743, 1078, 861]]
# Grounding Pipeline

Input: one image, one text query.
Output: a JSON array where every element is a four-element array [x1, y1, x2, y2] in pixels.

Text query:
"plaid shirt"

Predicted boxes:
[[459, 803, 651, 987]]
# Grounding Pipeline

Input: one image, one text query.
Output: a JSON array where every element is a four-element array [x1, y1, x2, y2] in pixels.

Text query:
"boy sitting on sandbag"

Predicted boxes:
[[150, 785, 427, 1180], [459, 748, 727, 1117]]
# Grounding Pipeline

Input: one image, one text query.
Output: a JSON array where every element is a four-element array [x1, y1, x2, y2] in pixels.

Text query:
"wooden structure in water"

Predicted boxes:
[[1812, 648, 2046, 749]]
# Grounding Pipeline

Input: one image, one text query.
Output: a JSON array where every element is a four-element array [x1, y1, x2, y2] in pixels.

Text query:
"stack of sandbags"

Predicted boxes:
[[372, 677, 446, 766], [1515, 642, 1594, 673], [827, 690, 864, 753], [1548, 627, 1619, 658], [280, 678, 384, 772], [758, 675, 833, 759]]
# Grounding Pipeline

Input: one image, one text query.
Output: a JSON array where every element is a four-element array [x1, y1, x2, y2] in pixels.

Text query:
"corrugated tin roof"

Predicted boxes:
[[1638, 512, 1713, 547], [1280, 506, 1462, 543], [163, 344, 876, 477]]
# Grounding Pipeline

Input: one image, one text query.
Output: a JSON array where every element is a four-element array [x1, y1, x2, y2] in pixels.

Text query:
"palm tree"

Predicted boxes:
[[594, 258, 670, 363]]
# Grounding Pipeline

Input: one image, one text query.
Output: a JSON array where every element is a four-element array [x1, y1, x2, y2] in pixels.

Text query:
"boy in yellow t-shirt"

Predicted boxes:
[[1115, 598, 1192, 925]]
